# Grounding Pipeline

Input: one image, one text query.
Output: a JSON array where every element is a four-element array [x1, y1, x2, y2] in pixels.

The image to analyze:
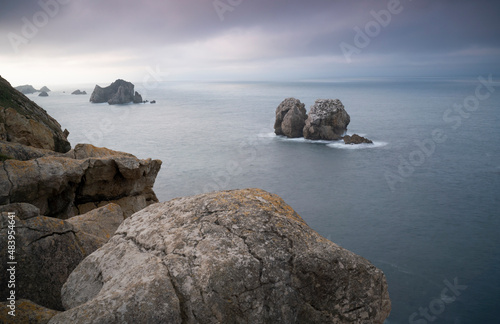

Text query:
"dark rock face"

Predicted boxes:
[[133, 91, 143, 103], [71, 90, 86, 95], [0, 76, 71, 153], [50, 189, 391, 324], [303, 99, 350, 140], [274, 98, 308, 138], [0, 204, 124, 310], [14, 85, 38, 94], [89, 79, 142, 105], [38, 91, 49, 97], [343, 134, 373, 145]]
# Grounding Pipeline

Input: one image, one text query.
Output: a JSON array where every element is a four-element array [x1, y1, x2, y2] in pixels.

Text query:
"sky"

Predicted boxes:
[[1, 0, 500, 86]]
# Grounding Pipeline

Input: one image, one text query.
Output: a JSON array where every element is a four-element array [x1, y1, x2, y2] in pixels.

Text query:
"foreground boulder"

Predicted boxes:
[[89, 79, 142, 105], [1, 143, 161, 218], [0, 76, 70, 153], [274, 98, 308, 138], [50, 188, 391, 324], [0, 204, 124, 310], [343, 134, 373, 145], [303, 99, 350, 140]]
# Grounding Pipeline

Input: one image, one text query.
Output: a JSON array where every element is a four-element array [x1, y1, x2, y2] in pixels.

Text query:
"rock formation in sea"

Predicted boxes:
[[1, 76, 70, 153], [343, 134, 373, 145], [71, 89, 86, 95], [14, 84, 38, 94], [38, 91, 49, 97], [40, 86, 51, 92], [274, 97, 308, 138], [49, 189, 391, 324], [303, 99, 350, 140], [89, 79, 143, 105]]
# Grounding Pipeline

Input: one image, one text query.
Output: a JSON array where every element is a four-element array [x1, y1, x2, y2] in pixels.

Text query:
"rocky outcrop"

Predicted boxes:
[[71, 90, 86, 95], [343, 134, 373, 145], [274, 98, 307, 138], [90, 79, 142, 105], [1, 143, 161, 218], [38, 91, 49, 97], [0, 299, 59, 324], [0, 204, 124, 310], [50, 188, 391, 324], [40, 86, 51, 93], [14, 85, 38, 94], [303, 99, 350, 140], [133, 91, 143, 103], [0, 76, 70, 153]]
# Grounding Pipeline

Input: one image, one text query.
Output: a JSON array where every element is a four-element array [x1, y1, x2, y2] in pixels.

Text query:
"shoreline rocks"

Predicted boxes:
[[90, 79, 143, 105], [1, 76, 70, 153], [49, 188, 391, 323]]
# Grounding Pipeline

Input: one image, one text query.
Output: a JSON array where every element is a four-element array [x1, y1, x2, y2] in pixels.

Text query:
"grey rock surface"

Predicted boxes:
[[303, 99, 350, 140], [51, 188, 391, 324], [0, 204, 123, 310], [274, 98, 308, 138]]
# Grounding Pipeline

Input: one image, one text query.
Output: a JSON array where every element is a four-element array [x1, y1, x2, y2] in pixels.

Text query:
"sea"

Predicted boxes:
[[27, 77, 500, 324]]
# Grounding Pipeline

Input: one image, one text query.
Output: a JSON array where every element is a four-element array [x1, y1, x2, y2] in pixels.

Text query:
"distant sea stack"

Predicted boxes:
[[14, 85, 38, 94], [71, 90, 87, 95], [90, 79, 143, 105], [39, 86, 51, 92], [38, 91, 49, 97]]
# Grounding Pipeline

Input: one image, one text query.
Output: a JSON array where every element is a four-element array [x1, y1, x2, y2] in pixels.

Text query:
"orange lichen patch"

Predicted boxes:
[[214, 189, 307, 226], [4, 159, 38, 174]]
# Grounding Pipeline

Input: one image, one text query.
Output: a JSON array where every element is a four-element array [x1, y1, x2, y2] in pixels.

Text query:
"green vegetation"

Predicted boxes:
[[0, 153, 13, 161]]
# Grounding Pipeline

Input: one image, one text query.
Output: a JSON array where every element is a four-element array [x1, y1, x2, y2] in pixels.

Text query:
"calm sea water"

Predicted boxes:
[[29, 78, 500, 323]]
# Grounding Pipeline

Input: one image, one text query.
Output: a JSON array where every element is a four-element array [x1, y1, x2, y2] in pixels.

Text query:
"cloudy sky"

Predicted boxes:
[[1, 0, 499, 86]]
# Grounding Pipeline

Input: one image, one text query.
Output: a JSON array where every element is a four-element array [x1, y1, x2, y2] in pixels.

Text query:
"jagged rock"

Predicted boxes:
[[133, 91, 143, 103], [343, 134, 373, 145], [274, 98, 308, 138], [0, 202, 40, 220], [50, 188, 391, 324], [71, 90, 86, 95], [14, 85, 38, 94], [150, 100, 156, 104], [0, 204, 124, 310], [1, 143, 161, 219], [38, 91, 49, 97], [40, 86, 51, 93], [89, 79, 142, 105], [0, 299, 59, 324], [303, 99, 350, 140], [0, 76, 70, 153]]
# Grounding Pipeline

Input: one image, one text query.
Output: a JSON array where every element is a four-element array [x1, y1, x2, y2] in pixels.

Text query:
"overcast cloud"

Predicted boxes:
[[1, 0, 499, 86]]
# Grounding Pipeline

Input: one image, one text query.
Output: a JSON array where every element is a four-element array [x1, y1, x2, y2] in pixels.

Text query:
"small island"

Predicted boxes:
[[89, 79, 143, 105]]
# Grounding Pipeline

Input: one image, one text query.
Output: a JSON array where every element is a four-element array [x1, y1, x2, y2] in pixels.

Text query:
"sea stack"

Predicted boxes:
[[303, 99, 350, 140], [89, 79, 143, 105], [274, 98, 308, 138]]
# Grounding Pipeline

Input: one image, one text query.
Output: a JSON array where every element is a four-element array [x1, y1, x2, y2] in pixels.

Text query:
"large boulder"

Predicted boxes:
[[274, 98, 308, 138], [1, 143, 161, 219], [50, 188, 391, 324], [0, 204, 124, 310], [303, 99, 350, 140], [90, 79, 141, 105], [0, 76, 70, 153]]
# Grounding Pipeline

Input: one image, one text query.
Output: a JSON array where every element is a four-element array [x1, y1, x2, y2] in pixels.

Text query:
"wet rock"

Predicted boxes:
[[343, 134, 373, 145]]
